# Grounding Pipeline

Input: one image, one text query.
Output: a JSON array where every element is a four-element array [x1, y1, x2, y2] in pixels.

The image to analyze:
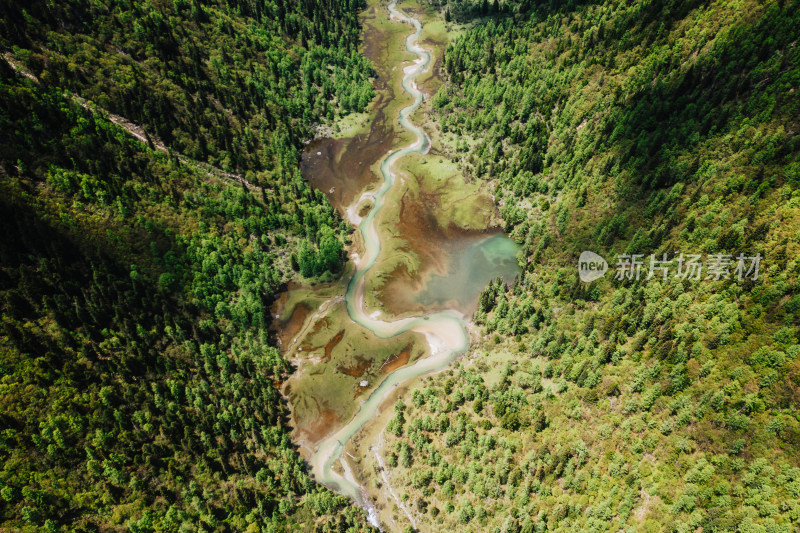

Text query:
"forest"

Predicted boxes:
[[370, 0, 800, 530], [0, 0, 375, 530], [2, 0, 800, 530]]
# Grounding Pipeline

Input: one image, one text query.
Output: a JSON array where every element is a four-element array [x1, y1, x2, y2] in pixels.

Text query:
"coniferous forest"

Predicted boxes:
[[367, 0, 800, 530], [0, 0, 374, 530], [1, 0, 800, 531]]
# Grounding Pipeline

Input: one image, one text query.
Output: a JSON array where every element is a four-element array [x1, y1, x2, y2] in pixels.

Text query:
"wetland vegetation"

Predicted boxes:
[[347, 0, 800, 531], [0, 0, 377, 529], [278, 0, 520, 476], [1, 0, 799, 531]]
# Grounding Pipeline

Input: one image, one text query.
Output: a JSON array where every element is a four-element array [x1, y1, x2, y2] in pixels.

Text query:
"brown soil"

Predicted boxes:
[[421, 50, 444, 96], [296, 324, 343, 363], [302, 399, 341, 445], [358, 202, 373, 218], [298, 317, 330, 352], [379, 189, 504, 315], [300, 7, 406, 213], [381, 343, 413, 373], [324, 329, 346, 361], [337, 355, 373, 377], [276, 302, 312, 350]]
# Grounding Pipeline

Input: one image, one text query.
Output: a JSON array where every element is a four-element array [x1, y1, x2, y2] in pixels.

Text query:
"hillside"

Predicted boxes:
[[3, 0, 800, 530], [360, 0, 800, 530], [0, 0, 375, 530]]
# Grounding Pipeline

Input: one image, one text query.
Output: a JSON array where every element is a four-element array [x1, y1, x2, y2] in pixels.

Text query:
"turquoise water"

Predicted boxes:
[[307, 2, 519, 526], [415, 233, 520, 313]]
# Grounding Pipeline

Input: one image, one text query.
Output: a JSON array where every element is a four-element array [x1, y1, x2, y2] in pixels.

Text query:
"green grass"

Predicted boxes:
[[286, 300, 424, 436], [282, 0, 505, 452], [403, 152, 497, 229], [329, 111, 372, 139]]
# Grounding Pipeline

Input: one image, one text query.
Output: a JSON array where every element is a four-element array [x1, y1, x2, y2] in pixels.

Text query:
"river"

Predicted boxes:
[[292, 1, 519, 528]]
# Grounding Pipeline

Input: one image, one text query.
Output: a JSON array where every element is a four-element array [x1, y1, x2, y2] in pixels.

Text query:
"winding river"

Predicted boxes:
[[306, 1, 509, 527]]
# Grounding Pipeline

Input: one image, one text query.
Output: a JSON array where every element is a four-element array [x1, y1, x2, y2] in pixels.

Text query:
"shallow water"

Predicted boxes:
[[414, 233, 520, 312], [297, 1, 519, 526]]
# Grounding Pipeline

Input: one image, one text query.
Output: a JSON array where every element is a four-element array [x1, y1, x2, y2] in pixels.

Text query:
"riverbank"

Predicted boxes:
[[274, 1, 520, 529], [276, 0, 425, 461]]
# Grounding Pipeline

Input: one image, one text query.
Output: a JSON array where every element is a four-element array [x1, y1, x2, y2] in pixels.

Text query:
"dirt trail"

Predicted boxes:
[[3, 52, 253, 188]]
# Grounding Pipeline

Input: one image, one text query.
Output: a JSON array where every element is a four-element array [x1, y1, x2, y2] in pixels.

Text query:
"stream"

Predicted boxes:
[[305, 1, 513, 528]]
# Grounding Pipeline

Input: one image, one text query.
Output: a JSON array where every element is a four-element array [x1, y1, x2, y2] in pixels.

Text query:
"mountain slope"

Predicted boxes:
[[0, 0, 376, 530], [364, 0, 800, 530]]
